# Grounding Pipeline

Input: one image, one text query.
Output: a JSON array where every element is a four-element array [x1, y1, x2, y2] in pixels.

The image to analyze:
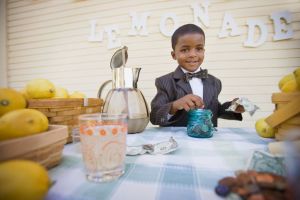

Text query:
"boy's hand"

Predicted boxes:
[[232, 98, 245, 113], [170, 94, 204, 114]]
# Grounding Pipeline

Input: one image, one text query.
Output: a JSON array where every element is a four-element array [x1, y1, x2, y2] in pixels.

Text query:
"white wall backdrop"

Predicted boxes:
[[4, 0, 300, 128]]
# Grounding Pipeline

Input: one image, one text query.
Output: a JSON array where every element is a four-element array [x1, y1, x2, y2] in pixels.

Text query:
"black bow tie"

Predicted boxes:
[[184, 69, 208, 82]]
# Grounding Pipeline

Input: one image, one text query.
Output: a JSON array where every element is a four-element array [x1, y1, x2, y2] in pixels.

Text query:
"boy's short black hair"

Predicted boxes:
[[171, 24, 205, 50]]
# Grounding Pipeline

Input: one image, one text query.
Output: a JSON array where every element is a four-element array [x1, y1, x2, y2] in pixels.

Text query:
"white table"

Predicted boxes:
[[46, 127, 269, 200]]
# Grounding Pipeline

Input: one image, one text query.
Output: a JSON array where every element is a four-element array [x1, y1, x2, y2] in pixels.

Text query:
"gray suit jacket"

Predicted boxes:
[[150, 66, 242, 127]]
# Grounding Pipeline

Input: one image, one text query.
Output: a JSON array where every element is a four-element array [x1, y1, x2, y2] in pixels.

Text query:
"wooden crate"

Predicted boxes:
[[0, 125, 68, 169], [266, 92, 300, 141], [27, 98, 103, 143]]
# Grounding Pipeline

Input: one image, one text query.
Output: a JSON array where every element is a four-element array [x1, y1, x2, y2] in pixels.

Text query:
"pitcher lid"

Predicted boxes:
[[110, 46, 128, 69]]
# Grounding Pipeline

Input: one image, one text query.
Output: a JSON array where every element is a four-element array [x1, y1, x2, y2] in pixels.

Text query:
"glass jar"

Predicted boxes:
[[187, 109, 215, 138]]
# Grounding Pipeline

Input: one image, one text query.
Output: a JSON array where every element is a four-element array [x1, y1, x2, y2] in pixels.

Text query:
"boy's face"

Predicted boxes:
[[171, 33, 205, 72]]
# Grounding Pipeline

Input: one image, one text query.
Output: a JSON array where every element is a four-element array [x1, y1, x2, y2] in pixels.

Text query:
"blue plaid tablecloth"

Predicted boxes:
[[46, 127, 271, 200]]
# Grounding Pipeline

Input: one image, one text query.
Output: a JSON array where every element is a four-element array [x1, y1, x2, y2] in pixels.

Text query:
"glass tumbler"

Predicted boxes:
[[79, 113, 127, 182]]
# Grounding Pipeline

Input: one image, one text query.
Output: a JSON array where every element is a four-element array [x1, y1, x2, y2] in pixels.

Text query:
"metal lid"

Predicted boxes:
[[110, 46, 128, 69]]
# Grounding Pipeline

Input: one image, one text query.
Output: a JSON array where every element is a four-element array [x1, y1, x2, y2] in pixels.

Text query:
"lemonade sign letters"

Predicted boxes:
[[88, 0, 294, 49]]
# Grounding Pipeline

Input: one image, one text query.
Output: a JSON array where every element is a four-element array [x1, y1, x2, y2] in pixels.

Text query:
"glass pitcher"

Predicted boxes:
[[97, 46, 149, 133]]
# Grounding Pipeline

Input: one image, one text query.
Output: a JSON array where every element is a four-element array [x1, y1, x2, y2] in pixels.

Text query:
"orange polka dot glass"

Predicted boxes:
[[79, 113, 128, 182]]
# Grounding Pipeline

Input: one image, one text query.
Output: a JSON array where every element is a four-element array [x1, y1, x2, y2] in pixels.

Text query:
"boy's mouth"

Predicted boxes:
[[186, 61, 199, 64]]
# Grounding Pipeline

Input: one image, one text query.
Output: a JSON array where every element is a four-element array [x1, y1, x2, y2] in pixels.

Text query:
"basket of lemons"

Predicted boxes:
[[0, 87, 68, 168], [267, 67, 300, 140], [21, 79, 103, 143], [255, 67, 300, 141]]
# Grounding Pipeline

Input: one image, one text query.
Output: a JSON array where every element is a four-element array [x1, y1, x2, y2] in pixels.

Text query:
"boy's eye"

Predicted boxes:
[[180, 49, 188, 53]]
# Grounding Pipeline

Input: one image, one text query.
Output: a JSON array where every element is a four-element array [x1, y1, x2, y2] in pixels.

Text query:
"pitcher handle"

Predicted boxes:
[[97, 80, 112, 99]]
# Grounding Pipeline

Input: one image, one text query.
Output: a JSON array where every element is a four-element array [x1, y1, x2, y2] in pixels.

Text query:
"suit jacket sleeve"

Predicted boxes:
[[215, 79, 242, 121], [150, 77, 180, 126]]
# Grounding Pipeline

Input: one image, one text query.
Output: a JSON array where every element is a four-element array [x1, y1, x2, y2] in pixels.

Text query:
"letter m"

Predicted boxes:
[[128, 12, 150, 36]]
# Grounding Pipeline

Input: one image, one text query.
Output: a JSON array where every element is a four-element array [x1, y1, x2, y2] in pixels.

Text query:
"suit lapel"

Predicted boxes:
[[173, 66, 192, 95]]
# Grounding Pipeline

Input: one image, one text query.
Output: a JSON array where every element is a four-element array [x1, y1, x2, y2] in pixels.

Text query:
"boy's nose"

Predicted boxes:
[[189, 49, 197, 57]]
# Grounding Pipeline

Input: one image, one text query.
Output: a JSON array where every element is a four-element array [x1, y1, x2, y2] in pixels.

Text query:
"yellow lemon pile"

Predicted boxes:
[[0, 109, 48, 141], [22, 78, 86, 99], [255, 118, 275, 138], [278, 67, 300, 93], [69, 91, 86, 98], [26, 79, 56, 99], [0, 88, 27, 117], [0, 88, 49, 141], [294, 67, 300, 87], [0, 160, 51, 200], [53, 87, 69, 98]]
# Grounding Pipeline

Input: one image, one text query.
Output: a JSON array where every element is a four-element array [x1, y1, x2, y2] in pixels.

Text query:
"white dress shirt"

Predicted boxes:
[[180, 67, 204, 98]]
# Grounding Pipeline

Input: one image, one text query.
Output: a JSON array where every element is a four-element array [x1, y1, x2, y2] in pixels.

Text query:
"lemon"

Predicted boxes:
[[26, 79, 55, 99], [53, 87, 69, 98], [20, 88, 30, 100], [0, 160, 51, 200], [69, 91, 86, 98], [255, 118, 275, 138], [281, 79, 300, 93], [293, 67, 300, 87], [278, 74, 294, 90], [0, 109, 49, 141], [0, 88, 27, 117]]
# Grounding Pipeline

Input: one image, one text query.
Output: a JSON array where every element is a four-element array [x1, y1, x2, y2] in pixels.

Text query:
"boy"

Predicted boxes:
[[150, 24, 243, 127]]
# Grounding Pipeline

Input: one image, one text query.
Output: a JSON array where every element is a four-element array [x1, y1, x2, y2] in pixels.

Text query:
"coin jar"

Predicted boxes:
[[187, 109, 215, 138]]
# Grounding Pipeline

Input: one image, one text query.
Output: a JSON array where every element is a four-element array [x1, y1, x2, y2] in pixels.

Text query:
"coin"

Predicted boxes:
[[215, 184, 231, 197], [247, 194, 265, 200], [218, 176, 237, 188], [232, 186, 251, 198], [237, 172, 254, 186], [261, 189, 286, 200]]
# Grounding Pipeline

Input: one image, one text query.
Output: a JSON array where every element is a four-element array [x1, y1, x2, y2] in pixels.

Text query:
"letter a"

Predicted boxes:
[[218, 12, 241, 38]]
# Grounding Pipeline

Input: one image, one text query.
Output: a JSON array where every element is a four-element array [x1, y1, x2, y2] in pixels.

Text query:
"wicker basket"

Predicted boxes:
[[0, 125, 68, 169], [268, 92, 300, 140], [27, 98, 103, 143]]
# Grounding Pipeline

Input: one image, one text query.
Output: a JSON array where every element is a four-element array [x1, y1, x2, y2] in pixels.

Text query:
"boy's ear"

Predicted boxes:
[[171, 51, 176, 60]]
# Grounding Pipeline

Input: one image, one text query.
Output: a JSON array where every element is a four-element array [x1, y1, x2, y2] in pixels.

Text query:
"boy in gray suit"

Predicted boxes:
[[150, 24, 244, 127]]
